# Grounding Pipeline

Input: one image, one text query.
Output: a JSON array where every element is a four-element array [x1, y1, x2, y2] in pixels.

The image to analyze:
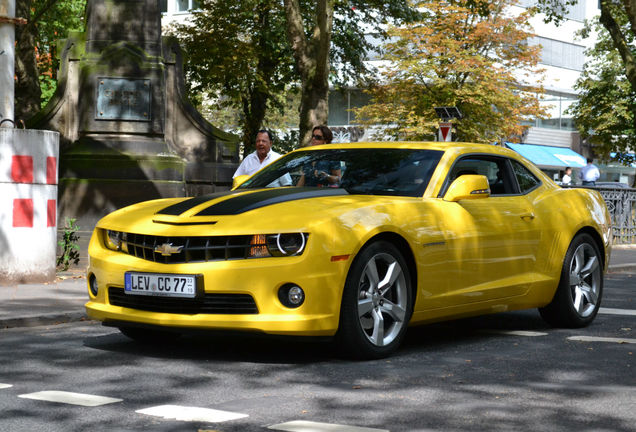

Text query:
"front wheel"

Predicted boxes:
[[336, 241, 413, 359], [539, 233, 603, 328]]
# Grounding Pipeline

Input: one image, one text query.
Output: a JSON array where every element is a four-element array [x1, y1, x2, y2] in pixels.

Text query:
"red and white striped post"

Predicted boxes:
[[1, 0, 60, 283], [0, 130, 60, 282]]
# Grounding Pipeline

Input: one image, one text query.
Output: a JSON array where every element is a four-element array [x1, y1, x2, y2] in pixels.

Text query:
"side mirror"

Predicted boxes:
[[443, 175, 491, 202], [232, 174, 251, 190]]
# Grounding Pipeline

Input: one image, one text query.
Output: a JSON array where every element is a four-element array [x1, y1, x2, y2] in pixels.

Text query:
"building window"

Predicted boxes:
[[532, 94, 578, 130], [518, 0, 587, 22], [162, 0, 200, 14], [328, 89, 371, 126], [528, 36, 585, 70]]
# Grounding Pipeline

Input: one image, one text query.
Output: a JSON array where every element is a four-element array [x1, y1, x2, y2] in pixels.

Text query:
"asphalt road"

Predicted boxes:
[[0, 273, 634, 432]]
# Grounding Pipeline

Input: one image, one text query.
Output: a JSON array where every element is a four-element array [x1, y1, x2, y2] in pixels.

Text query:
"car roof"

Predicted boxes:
[[297, 141, 554, 193], [298, 141, 519, 157]]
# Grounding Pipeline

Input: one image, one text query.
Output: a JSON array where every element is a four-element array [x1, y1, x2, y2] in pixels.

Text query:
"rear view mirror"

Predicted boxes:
[[443, 175, 491, 202]]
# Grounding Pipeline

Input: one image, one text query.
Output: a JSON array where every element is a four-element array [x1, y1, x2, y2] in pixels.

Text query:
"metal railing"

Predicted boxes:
[[579, 186, 636, 245]]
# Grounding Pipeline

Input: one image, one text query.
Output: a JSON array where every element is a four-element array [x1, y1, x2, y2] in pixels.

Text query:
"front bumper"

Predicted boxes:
[[86, 235, 350, 336]]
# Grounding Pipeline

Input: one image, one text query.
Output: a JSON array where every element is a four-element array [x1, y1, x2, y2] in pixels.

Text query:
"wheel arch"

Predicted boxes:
[[574, 226, 607, 271], [362, 232, 418, 307]]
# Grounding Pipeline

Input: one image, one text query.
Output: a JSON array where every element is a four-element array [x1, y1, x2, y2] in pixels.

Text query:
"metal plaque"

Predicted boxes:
[[96, 78, 151, 121]]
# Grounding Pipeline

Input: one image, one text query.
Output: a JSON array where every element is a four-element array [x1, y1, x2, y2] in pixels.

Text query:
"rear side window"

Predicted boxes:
[[511, 160, 541, 193], [446, 156, 515, 196]]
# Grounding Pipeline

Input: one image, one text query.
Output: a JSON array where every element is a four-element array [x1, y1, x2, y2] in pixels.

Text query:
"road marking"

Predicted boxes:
[[481, 330, 548, 337], [268, 420, 389, 432], [18, 391, 123, 406], [568, 336, 636, 344], [599, 307, 636, 316], [136, 405, 248, 422], [0, 383, 12, 389]]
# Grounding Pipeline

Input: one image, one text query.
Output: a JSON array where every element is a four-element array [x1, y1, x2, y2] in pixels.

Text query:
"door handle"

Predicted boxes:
[[521, 213, 535, 220]]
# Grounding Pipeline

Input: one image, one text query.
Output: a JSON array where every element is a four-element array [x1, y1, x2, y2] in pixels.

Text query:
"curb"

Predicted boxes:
[[608, 264, 636, 274], [0, 312, 88, 330]]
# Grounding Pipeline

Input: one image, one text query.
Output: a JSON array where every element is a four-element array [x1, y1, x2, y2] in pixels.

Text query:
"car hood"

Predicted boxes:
[[95, 188, 403, 236], [157, 187, 349, 216]]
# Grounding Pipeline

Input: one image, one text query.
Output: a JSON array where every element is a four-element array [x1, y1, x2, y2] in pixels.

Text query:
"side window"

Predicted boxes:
[[511, 159, 541, 193], [448, 156, 514, 196]]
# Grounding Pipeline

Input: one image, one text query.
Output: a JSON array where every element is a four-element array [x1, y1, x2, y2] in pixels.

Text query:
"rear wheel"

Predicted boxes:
[[539, 233, 603, 327], [337, 241, 412, 359]]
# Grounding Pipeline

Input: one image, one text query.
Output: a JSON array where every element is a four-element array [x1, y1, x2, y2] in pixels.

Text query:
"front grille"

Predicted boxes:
[[108, 287, 259, 314], [122, 233, 262, 264]]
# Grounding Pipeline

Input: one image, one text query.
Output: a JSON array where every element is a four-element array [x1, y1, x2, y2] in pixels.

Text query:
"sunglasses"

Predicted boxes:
[[312, 134, 324, 140]]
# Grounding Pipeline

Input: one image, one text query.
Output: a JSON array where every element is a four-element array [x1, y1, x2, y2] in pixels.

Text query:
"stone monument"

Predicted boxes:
[[29, 0, 239, 237]]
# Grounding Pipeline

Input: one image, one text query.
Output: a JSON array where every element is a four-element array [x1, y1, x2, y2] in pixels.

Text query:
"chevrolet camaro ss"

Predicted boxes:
[[85, 142, 612, 358]]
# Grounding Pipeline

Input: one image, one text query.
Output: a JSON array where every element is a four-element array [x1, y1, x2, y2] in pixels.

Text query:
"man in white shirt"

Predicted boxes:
[[233, 130, 292, 187], [579, 158, 600, 186]]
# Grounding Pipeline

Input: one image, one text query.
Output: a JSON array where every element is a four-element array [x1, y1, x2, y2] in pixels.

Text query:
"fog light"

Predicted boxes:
[[278, 283, 305, 308], [89, 274, 99, 296], [288, 286, 304, 304]]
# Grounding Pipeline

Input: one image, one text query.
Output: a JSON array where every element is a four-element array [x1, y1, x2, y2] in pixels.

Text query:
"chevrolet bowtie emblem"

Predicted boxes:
[[154, 243, 184, 256]]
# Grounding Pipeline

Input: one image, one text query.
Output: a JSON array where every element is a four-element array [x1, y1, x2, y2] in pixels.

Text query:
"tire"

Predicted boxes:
[[539, 233, 603, 328], [118, 326, 181, 344], [336, 241, 413, 359]]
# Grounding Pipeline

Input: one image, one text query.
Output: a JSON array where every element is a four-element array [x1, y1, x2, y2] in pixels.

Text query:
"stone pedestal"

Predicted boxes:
[[29, 0, 239, 234]]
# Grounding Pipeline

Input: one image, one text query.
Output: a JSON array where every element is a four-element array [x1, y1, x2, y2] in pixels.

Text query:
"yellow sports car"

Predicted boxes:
[[86, 142, 611, 358]]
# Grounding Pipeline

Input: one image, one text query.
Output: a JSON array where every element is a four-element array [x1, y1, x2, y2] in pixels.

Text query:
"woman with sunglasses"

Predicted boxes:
[[296, 125, 341, 187]]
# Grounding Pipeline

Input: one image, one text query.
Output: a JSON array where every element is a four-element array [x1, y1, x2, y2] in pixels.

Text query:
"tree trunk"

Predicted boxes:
[[14, 0, 42, 123], [600, 1, 636, 89], [239, 2, 279, 156], [240, 86, 269, 156], [622, 0, 636, 36], [298, 79, 329, 146], [283, 0, 333, 147]]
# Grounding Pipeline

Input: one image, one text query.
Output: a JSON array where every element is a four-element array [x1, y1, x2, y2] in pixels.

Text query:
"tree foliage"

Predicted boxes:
[[354, 0, 547, 143], [283, 0, 419, 146], [169, 0, 295, 154], [15, 0, 86, 122], [171, 0, 418, 151], [567, 11, 635, 160], [535, 0, 636, 158]]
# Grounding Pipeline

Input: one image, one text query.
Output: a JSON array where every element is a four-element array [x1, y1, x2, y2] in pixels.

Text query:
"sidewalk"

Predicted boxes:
[[0, 268, 88, 329], [1, 246, 635, 330]]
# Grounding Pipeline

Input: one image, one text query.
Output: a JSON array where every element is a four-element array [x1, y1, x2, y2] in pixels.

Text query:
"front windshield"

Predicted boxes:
[[237, 148, 444, 197]]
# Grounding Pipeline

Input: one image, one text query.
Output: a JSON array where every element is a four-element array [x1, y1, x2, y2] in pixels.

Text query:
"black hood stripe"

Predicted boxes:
[[156, 190, 234, 215], [196, 188, 349, 216]]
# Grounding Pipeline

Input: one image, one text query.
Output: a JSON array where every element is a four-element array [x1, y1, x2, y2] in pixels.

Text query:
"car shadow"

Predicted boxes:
[[83, 309, 551, 364], [83, 329, 338, 364]]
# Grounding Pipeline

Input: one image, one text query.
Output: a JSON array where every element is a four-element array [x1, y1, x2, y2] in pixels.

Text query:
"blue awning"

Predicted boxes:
[[506, 143, 586, 168]]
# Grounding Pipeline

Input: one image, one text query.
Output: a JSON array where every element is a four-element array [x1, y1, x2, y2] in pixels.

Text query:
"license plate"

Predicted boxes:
[[124, 272, 197, 298]]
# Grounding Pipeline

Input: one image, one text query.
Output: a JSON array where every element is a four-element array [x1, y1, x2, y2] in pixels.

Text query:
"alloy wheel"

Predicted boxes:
[[357, 252, 408, 347], [568, 242, 601, 318]]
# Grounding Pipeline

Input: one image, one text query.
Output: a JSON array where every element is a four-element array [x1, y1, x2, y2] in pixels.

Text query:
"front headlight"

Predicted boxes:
[[103, 230, 127, 252], [104, 230, 122, 251], [266, 233, 307, 257]]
